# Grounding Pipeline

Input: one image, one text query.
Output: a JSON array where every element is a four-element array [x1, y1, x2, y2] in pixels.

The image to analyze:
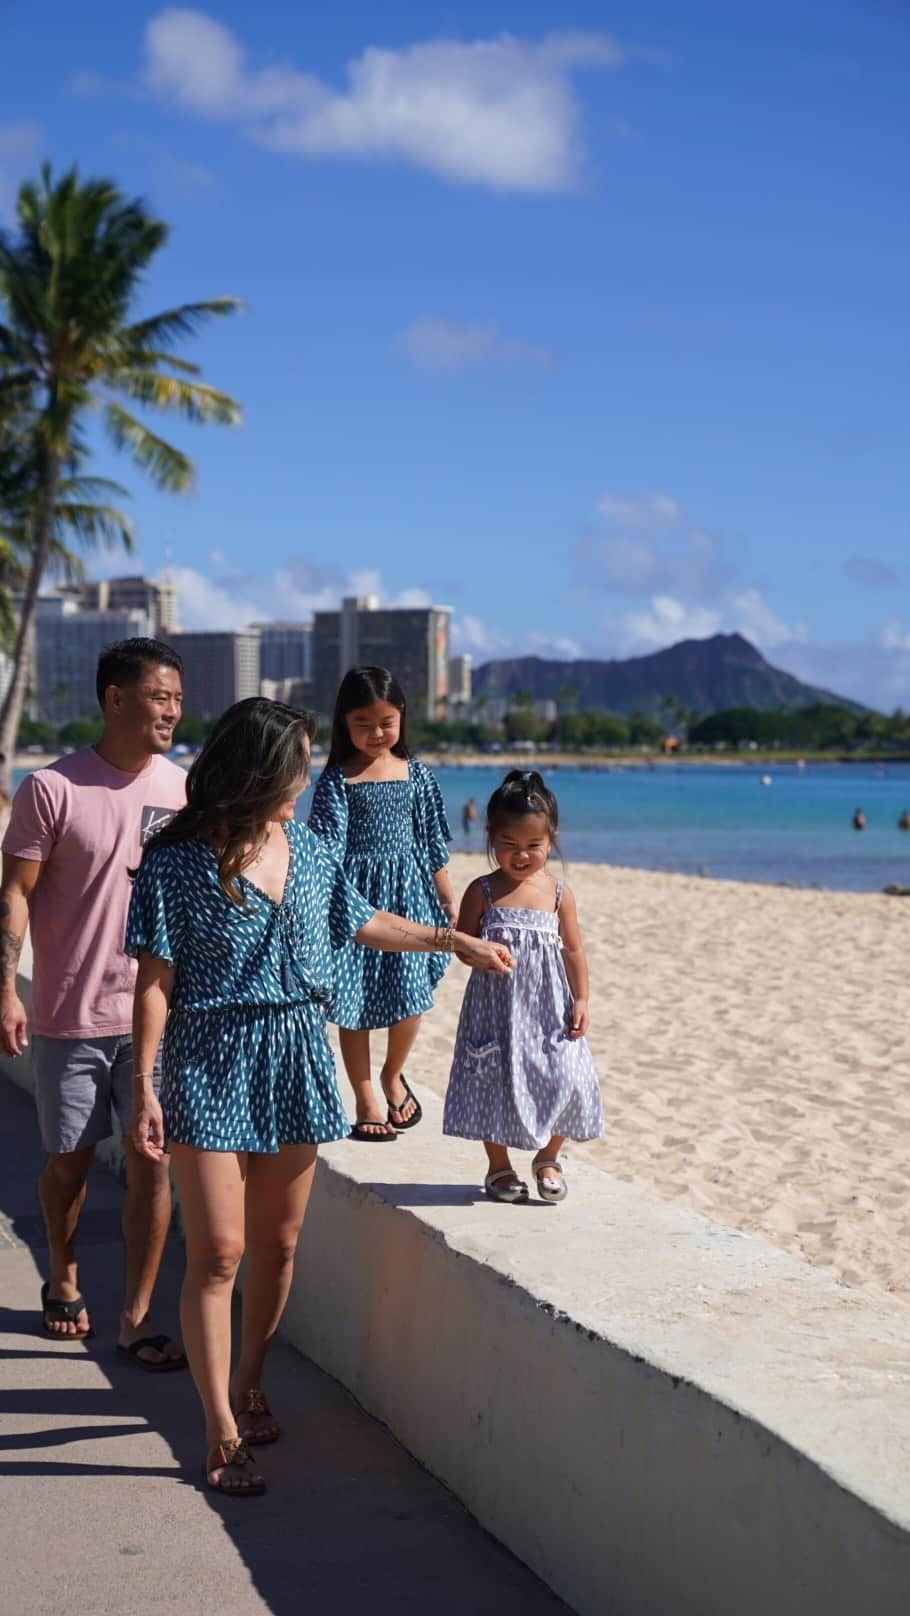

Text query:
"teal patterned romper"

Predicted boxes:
[[307, 759, 451, 1030], [125, 821, 374, 1152]]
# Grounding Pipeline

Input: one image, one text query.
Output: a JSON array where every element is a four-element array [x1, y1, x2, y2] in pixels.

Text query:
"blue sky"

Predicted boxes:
[[1, 1, 908, 706]]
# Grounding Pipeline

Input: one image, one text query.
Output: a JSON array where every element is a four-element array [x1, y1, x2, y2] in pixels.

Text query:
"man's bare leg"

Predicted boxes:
[[39, 1147, 95, 1336], [118, 1142, 184, 1365]]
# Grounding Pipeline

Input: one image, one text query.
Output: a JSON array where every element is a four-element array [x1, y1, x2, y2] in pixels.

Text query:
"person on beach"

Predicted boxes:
[[308, 666, 456, 1141], [443, 770, 603, 1204], [0, 639, 187, 1363], [462, 797, 478, 846], [127, 697, 511, 1496]]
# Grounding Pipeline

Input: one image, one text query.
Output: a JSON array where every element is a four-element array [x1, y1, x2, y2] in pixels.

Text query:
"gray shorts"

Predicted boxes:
[[31, 1034, 161, 1156]]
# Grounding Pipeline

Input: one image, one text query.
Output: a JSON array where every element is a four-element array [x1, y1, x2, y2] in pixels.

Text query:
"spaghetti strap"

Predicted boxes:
[[554, 880, 564, 911], [480, 875, 493, 908]]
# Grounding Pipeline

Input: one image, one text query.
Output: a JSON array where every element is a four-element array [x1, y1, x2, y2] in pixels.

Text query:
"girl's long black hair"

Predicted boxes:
[[326, 666, 411, 768], [485, 769, 560, 859]]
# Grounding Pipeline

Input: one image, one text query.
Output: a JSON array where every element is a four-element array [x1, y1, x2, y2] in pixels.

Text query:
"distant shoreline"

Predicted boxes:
[[12, 748, 910, 774]]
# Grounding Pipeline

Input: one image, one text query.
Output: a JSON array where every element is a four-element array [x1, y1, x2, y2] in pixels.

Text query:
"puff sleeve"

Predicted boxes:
[[307, 766, 349, 864], [413, 762, 451, 873], [125, 848, 186, 966]]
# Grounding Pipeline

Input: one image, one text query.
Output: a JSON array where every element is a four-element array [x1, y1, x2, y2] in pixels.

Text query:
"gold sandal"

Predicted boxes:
[[205, 1437, 266, 1495], [235, 1387, 281, 1445]]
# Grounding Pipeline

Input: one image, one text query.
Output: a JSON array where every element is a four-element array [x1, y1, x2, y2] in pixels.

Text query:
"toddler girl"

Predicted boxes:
[[443, 770, 603, 1201], [309, 666, 455, 1140]]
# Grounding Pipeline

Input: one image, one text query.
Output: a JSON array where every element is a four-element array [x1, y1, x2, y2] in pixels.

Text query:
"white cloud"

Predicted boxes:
[[728, 588, 808, 649], [616, 595, 722, 653], [397, 315, 554, 375], [167, 566, 262, 630], [0, 121, 43, 219], [449, 616, 580, 663], [583, 489, 731, 601], [611, 589, 808, 657], [158, 559, 449, 632], [143, 10, 622, 193], [596, 489, 681, 527], [451, 614, 508, 657], [881, 621, 910, 654], [527, 631, 582, 659]]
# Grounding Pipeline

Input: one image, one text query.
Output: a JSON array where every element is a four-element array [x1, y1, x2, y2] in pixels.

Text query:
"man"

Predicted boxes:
[[0, 638, 188, 1363]]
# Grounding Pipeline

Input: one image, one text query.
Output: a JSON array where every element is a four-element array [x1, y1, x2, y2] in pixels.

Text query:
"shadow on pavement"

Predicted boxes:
[[0, 1074, 569, 1614]]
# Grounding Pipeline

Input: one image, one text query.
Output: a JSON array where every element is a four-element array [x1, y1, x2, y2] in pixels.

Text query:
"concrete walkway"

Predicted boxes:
[[0, 1077, 568, 1616]]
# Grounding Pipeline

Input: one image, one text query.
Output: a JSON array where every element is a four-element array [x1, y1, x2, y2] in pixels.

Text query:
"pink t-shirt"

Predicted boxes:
[[3, 749, 187, 1039]]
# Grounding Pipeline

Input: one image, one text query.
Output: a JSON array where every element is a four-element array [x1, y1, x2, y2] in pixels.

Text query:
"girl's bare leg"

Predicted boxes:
[[231, 1143, 317, 1439], [381, 1014, 422, 1122], [169, 1143, 263, 1493], [339, 1027, 395, 1137]]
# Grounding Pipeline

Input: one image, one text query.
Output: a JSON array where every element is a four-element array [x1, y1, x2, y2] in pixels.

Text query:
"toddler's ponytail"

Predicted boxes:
[[486, 768, 560, 853]]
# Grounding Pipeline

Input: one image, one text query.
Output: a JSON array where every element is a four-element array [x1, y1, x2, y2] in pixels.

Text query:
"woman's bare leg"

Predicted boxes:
[[339, 1027, 395, 1137], [381, 1014, 422, 1123], [231, 1143, 317, 1439], [169, 1143, 263, 1492]]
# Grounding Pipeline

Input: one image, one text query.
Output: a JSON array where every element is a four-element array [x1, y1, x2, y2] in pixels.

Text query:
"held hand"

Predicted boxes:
[[0, 994, 28, 1058], [130, 1090, 166, 1162], [441, 898, 458, 925], [455, 934, 513, 973], [568, 999, 590, 1038]]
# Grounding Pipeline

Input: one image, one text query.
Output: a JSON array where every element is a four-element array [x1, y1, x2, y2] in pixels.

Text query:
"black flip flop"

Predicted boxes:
[[116, 1334, 188, 1373], [41, 1280, 94, 1340], [387, 1076, 423, 1132], [349, 1120, 399, 1142]]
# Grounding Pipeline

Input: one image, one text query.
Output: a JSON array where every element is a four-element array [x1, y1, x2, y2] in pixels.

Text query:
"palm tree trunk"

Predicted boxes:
[[0, 449, 61, 794]]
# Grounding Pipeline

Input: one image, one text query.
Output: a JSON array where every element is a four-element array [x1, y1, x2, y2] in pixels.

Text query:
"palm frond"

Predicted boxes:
[[104, 402, 194, 492], [113, 371, 242, 427], [121, 298, 243, 349], [54, 500, 135, 551], [56, 473, 131, 501]]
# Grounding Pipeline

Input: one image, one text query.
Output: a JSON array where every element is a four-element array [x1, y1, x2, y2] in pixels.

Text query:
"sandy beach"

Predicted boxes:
[[405, 855, 910, 1304]]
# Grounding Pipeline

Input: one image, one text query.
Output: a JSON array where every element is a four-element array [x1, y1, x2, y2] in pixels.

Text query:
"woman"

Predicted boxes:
[[127, 698, 511, 1497]]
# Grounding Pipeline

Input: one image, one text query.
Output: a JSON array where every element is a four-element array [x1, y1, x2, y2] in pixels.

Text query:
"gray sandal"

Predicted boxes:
[[484, 1169, 529, 1203], [533, 1159, 568, 1203]]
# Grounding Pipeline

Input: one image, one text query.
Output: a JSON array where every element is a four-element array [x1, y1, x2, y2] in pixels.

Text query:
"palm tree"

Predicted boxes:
[[0, 163, 241, 778], [0, 430, 134, 659]]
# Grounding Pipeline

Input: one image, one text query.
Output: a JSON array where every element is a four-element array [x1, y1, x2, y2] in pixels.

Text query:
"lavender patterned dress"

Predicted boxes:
[[443, 877, 604, 1150]]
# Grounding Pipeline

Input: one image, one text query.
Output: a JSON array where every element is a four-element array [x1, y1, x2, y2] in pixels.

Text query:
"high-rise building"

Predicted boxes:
[[35, 596, 153, 725], [169, 630, 261, 721], [313, 597, 451, 719], [252, 622, 313, 685], [78, 576, 178, 636], [448, 655, 472, 709]]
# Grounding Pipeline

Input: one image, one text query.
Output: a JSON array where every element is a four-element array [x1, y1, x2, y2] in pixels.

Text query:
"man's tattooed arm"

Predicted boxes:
[[0, 896, 24, 985]]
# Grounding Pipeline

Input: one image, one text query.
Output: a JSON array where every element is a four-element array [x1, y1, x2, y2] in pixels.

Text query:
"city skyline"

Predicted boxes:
[[2, 3, 907, 709]]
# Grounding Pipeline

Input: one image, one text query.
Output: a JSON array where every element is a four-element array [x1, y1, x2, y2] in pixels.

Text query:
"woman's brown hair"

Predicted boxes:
[[140, 697, 316, 904]]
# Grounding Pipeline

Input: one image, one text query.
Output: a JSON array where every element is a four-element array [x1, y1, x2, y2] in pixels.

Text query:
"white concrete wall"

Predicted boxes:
[[6, 947, 910, 1614]]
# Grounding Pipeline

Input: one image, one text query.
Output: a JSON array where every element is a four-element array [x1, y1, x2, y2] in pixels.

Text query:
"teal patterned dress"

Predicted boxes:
[[125, 821, 374, 1152], [307, 759, 452, 1030]]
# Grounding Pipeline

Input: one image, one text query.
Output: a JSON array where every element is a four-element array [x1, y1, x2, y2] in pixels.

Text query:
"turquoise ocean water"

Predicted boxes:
[[427, 761, 910, 893], [15, 759, 910, 893]]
